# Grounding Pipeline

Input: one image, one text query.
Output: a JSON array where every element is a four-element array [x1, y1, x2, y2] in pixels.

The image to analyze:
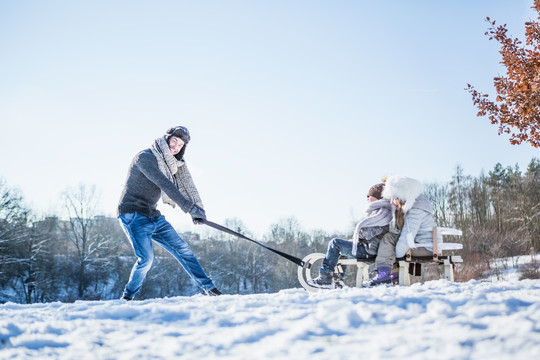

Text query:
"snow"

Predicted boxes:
[[1, 279, 540, 359], [487, 255, 540, 282]]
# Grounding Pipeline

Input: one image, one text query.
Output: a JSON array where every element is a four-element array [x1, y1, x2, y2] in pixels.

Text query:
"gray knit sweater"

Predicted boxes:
[[117, 149, 194, 217]]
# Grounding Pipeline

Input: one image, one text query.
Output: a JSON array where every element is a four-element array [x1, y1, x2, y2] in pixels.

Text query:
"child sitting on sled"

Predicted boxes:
[[308, 181, 393, 288]]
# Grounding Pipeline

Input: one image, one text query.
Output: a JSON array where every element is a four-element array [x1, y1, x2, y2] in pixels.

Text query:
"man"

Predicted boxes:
[[308, 182, 393, 288], [117, 126, 221, 300]]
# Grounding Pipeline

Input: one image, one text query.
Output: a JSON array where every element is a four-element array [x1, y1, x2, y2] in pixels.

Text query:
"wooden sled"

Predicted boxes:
[[298, 227, 463, 292]]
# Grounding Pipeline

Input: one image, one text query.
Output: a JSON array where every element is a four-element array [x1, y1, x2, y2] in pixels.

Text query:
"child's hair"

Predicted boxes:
[[394, 199, 406, 229]]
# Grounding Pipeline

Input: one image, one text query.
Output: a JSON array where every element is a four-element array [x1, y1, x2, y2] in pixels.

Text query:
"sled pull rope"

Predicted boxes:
[[202, 220, 305, 267]]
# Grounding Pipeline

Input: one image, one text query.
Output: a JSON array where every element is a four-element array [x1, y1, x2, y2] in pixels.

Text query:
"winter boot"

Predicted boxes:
[[365, 265, 393, 287], [307, 268, 334, 289], [206, 288, 222, 296], [390, 272, 400, 285], [333, 273, 346, 289]]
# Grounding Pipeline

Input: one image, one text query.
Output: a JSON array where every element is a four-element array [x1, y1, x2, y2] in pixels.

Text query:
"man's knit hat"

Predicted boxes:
[[367, 183, 385, 200], [166, 126, 191, 144]]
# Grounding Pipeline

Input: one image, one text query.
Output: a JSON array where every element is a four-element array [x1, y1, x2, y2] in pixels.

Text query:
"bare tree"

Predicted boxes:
[[195, 218, 274, 294], [424, 182, 452, 227], [0, 179, 32, 302], [518, 158, 540, 252], [469, 174, 492, 228], [265, 217, 310, 291], [28, 217, 64, 303], [0, 179, 58, 303], [448, 165, 472, 231], [60, 184, 113, 299], [0, 179, 30, 252]]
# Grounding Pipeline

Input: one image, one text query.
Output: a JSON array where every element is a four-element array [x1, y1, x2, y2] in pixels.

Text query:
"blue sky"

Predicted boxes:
[[1, 0, 538, 237]]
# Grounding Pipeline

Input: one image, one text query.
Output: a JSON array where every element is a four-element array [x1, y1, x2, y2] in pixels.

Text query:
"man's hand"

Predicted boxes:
[[189, 205, 207, 225]]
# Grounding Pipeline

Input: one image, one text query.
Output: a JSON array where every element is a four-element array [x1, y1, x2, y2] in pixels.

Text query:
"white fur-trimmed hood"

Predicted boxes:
[[382, 176, 423, 213]]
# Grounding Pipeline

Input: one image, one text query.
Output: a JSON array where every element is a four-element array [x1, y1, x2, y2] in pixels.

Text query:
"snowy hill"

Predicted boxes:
[[1, 279, 540, 359]]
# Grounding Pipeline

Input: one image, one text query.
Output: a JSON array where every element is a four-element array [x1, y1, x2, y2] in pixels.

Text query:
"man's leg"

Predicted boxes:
[[119, 213, 155, 299], [152, 216, 215, 293]]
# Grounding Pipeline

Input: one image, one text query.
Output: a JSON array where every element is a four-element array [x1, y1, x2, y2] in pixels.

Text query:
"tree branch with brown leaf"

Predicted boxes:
[[467, 0, 540, 148]]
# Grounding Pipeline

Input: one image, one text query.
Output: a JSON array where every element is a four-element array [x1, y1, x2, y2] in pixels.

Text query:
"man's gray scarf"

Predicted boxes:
[[151, 136, 204, 209], [351, 198, 393, 256]]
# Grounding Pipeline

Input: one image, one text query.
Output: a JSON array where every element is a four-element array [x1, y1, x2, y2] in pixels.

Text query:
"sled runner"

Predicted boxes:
[[298, 227, 463, 292]]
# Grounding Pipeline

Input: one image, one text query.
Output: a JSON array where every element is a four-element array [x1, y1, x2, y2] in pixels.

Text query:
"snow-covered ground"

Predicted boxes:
[[487, 254, 539, 282], [1, 278, 540, 360]]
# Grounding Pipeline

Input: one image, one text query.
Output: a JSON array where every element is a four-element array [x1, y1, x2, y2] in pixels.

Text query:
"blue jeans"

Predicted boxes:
[[119, 213, 215, 298], [322, 238, 373, 274]]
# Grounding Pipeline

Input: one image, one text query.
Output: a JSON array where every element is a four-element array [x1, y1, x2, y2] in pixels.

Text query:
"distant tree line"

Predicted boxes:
[[1, 157, 539, 303], [425, 158, 540, 280]]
